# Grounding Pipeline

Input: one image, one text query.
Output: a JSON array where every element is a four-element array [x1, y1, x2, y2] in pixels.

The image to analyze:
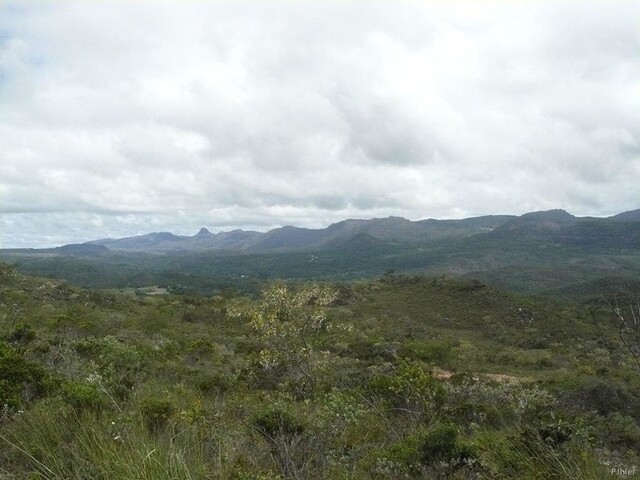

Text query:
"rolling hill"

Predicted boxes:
[[1, 208, 639, 298]]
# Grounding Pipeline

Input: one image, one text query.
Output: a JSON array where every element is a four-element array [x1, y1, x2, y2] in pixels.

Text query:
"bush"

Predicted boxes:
[[533, 420, 573, 448], [562, 376, 640, 418], [61, 381, 108, 412], [0, 340, 49, 409], [375, 423, 478, 479], [420, 422, 476, 466], [252, 406, 308, 479], [195, 373, 230, 394], [5, 323, 36, 344], [598, 413, 640, 450], [252, 406, 305, 440], [476, 427, 609, 480], [139, 397, 176, 433], [398, 340, 455, 364]]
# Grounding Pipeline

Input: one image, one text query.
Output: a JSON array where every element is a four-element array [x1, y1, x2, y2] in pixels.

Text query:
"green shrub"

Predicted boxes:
[[0, 340, 49, 409], [5, 323, 36, 344], [598, 413, 640, 450], [562, 376, 640, 418], [535, 420, 573, 448], [73, 336, 143, 400], [374, 423, 478, 478], [252, 405, 310, 479], [139, 397, 176, 433], [420, 422, 476, 466], [398, 340, 456, 364], [348, 339, 398, 361], [252, 406, 305, 440], [61, 380, 108, 412], [195, 373, 229, 394]]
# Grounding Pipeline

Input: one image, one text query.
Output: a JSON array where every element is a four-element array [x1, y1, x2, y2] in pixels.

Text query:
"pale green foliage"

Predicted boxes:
[[246, 283, 338, 391]]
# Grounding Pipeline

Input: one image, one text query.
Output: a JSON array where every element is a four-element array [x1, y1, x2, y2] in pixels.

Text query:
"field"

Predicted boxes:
[[1, 263, 639, 478]]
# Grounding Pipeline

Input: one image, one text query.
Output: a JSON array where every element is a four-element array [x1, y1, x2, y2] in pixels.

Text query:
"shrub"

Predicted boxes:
[[5, 323, 36, 344], [139, 397, 176, 433], [598, 413, 640, 450], [61, 380, 108, 412], [561, 376, 640, 418], [374, 423, 478, 479], [420, 422, 476, 466], [252, 406, 305, 440], [476, 427, 609, 480], [73, 336, 143, 400], [252, 405, 308, 479], [0, 340, 49, 409], [195, 373, 230, 395]]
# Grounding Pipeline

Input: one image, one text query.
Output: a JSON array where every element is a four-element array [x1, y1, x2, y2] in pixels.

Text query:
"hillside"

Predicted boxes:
[[75, 209, 640, 254], [1, 208, 639, 299], [0, 265, 638, 478], [84, 214, 516, 253]]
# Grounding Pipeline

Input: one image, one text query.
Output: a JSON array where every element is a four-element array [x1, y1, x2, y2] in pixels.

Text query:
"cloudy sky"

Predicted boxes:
[[1, 1, 639, 247]]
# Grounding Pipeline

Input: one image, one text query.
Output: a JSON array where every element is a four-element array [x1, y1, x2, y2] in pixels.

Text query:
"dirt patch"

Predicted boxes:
[[432, 368, 527, 384]]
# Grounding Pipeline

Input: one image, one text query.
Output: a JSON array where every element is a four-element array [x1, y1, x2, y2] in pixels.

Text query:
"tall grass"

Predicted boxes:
[[0, 399, 226, 479], [475, 428, 614, 480]]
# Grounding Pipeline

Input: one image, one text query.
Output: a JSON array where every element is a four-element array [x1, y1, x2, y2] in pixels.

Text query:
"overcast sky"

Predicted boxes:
[[1, 1, 639, 247]]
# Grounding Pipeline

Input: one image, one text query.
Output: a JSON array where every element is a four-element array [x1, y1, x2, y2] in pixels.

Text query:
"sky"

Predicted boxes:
[[1, 1, 639, 248]]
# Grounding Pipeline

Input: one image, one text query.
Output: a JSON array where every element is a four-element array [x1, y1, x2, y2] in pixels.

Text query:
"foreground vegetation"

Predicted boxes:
[[1, 263, 639, 478]]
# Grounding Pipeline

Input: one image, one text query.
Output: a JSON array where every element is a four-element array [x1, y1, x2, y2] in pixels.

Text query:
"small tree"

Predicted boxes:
[[245, 283, 337, 395], [611, 302, 640, 372]]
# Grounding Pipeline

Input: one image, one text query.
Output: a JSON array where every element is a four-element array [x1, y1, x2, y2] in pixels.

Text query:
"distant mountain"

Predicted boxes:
[[7, 208, 639, 256], [489, 209, 577, 237], [609, 209, 640, 222], [89, 229, 262, 253], [2, 207, 639, 299], [486, 209, 640, 250], [89, 232, 185, 251], [322, 232, 396, 252], [84, 214, 515, 253], [52, 243, 110, 256]]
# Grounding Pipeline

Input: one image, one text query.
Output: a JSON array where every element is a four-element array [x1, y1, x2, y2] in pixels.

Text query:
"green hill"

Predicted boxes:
[[0, 264, 638, 478]]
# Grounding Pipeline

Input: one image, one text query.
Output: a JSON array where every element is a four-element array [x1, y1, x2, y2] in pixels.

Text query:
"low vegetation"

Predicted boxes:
[[0, 263, 639, 478]]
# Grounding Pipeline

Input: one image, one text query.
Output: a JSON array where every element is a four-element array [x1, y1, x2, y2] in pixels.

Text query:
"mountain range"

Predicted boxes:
[[2, 208, 640, 299], [71, 208, 640, 254]]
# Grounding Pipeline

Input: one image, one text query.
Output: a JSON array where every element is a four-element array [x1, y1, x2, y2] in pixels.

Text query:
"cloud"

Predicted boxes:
[[0, 1, 639, 247]]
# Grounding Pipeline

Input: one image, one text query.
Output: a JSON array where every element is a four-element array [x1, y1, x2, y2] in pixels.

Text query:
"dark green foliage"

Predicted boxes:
[[0, 340, 49, 409], [0, 268, 636, 478], [376, 424, 478, 479], [535, 420, 573, 448], [195, 373, 229, 394], [252, 406, 305, 440], [5, 323, 36, 344], [61, 380, 108, 411], [139, 397, 176, 433], [398, 339, 456, 363], [597, 413, 640, 450], [561, 376, 640, 418], [420, 422, 475, 465]]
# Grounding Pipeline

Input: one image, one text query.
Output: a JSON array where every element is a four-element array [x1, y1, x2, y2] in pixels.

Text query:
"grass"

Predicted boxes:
[[0, 264, 639, 478]]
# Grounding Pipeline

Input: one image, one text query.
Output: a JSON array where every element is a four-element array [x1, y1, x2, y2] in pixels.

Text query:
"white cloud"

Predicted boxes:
[[0, 1, 638, 247]]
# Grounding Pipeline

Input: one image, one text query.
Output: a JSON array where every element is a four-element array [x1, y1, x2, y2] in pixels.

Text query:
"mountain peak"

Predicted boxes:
[[197, 227, 211, 235], [610, 209, 640, 222], [520, 209, 575, 221]]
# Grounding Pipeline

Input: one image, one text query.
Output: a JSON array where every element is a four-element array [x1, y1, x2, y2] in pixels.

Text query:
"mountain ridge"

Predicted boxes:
[[2, 208, 639, 299], [74, 208, 639, 254], [82, 214, 518, 253]]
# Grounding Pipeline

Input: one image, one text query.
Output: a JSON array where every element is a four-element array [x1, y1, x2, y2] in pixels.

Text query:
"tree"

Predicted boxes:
[[243, 282, 337, 396], [611, 302, 640, 372]]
